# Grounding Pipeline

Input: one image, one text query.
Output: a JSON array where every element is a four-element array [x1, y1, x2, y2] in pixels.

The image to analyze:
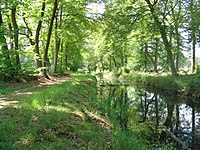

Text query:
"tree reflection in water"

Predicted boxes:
[[98, 84, 200, 149]]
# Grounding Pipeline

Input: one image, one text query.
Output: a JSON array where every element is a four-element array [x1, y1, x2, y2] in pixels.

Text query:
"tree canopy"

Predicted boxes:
[[0, 0, 200, 80]]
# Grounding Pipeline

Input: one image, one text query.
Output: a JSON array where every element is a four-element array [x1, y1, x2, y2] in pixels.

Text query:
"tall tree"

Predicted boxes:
[[189, 0, 197, 72], [35, 0, 46, 68], [43, 0, 59, 77], [0, 7, 11, 65], [171, 1, 183, 72], [53, 4, 63, 73], [144, 0, 178, 76], [11, 4, 21, 70]]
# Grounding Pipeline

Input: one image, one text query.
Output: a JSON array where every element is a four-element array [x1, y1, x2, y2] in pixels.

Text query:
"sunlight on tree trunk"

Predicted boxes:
[[11, 5, 21, 70], [0, 10, 11, 66], [43, 0, 59, 78], [53, 5, 62, 73], [35, 0, 46, 69]]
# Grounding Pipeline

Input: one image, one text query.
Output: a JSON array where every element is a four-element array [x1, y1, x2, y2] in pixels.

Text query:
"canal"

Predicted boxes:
[[98, 83, 200, 149]]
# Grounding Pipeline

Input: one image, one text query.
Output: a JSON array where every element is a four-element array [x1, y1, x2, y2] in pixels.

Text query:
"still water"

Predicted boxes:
[[98, 83, 200, 149]]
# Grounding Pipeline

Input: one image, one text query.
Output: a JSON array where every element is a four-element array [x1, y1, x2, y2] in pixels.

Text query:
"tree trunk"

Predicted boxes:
[[53, 5, 62, 73], [173, 2, 182, 72], [22, 14, 35, 45], [192, 31, 196, 72], [7, 16, 14, 50], [175, 27, 180, 72], [11, 6, 21, 70], [109, 55, 112, 71], [154, 38, 158, 73], [64, 46, 68, 70], [144, 41, 158, 73], [145, 0, 178, 76], [120, 50, 124, 67], [190, 0, 196, 72], [53, 33, 60, 73], [0, 9, 11, 64], [43, 0, 59, 78], [60, 41, 63, 67], [164, 101, 175, 131], [144, 43, 148, 72], [123, 43, 127, 67], [35, 0, 46, 69]]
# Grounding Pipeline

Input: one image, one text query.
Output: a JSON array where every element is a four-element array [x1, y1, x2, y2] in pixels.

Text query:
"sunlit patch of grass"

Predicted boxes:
[[0, 74, 109, 150], [31, 98, 41, 109]]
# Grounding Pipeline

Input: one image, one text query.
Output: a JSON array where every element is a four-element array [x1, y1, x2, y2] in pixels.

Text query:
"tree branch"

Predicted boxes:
[[21, 13, 35, 45]]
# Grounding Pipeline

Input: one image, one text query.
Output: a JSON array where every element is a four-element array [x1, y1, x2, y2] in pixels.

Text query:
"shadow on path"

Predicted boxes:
[[0, 76, 71, 109]]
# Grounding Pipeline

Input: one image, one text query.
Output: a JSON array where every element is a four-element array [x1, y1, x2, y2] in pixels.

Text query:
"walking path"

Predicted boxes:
[[0, 76, 71, 109]]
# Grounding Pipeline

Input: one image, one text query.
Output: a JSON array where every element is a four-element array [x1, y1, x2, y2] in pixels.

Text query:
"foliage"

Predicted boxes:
[[124, 73, 200, 99], [195, 64, 200, 75], [0, 0, 101, 78], [0, 0, 200, 77]]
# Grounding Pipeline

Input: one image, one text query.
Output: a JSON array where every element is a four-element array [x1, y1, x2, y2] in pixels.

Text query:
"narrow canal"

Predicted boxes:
[[98, 83, 200, 149]]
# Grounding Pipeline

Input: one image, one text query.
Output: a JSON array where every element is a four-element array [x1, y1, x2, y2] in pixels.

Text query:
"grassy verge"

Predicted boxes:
[[0, 74, 150, 150], [0, 74, 110, 149], [123, 73, 200, 99]]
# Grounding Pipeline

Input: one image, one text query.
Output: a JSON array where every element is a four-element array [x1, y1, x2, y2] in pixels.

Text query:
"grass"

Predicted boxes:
[[0, 73, 173, 150], [0, 74, 39, 96], [0, 82, 35, 96], [0, 74, 108, 149]]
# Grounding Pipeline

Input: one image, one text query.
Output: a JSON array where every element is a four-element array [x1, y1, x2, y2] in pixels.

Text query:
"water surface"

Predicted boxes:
[[98, 83, 200, 149]]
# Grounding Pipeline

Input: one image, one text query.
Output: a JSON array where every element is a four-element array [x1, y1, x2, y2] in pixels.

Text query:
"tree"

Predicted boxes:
[[53, 4, 62, 73], [144, 0, 178, 76], [35, 0, 46, 69], [11, 4, 21, 70], [1, 0, 199, 78], [0, 7, 11, 68], [187, 0, 199, 72], [43, 0, 59, 78]]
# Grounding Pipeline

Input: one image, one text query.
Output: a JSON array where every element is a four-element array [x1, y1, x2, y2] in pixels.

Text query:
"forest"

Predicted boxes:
[[0, 0, 199, 79], [0, 0, 200, 149]]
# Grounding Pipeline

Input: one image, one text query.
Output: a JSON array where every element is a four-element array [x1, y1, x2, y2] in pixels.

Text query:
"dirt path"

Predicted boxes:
[[0, 76, 71, 109]]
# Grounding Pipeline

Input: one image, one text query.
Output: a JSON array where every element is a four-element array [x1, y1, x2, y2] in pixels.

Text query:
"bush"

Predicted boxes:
[[122, 67, 130, 74], [196, 65, 200, 75], [112, 68, 122, 78]]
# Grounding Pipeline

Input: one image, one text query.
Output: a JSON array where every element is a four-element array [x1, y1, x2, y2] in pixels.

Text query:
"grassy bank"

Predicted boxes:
[[123, 73, 200, 100], [0, 74, 149, 150], [0, 74, 108, 149]]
